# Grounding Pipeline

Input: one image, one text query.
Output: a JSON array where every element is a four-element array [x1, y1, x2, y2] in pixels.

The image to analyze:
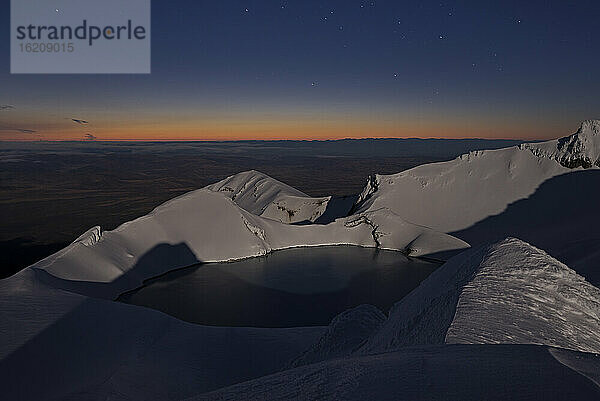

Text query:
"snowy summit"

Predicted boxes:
[[522, 119, 600, 168]]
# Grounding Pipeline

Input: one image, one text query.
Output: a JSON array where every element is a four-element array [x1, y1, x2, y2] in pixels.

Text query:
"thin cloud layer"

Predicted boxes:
[[0, 127, 37, 134]]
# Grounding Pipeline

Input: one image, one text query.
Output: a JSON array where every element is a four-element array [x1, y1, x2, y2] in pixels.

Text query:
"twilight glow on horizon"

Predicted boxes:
[[1, 0, 599, 141]]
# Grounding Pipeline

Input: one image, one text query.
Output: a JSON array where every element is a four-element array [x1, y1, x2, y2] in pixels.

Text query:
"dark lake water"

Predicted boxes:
[[119, 246, 440, 328]]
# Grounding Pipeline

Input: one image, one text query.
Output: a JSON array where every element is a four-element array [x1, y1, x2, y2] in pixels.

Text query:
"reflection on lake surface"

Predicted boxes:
[[119, 246, 440, 327]]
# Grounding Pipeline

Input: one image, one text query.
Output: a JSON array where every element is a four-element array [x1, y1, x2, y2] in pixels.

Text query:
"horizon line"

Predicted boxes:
[[0, 136, 534, 143]]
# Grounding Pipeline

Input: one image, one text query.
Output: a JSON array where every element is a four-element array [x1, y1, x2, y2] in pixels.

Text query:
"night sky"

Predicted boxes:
[[1, 0, 599, 140]]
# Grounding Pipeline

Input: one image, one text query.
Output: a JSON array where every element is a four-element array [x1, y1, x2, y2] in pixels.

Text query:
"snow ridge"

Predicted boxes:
[[290, 304, 385, 367], [446, 238, 600, 353], [351, 174, 380, 213], [28, 188, 467, 300], [351, 121, 600, 236], [207, 170, 331, 223], [352, 145, 569, 233], [74, 226, 103, 247], [362, 238, 600, 355], [522, 119, 600, 168]]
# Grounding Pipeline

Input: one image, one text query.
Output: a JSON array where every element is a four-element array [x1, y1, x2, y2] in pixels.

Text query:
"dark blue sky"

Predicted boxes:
[[1, 0, 599, 140]]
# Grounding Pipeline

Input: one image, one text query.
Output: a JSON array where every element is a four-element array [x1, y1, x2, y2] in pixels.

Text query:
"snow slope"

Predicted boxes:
[[30, 188, 467, 300], [290, 304, 386, 367], [354, 145, 570, 233], [206, 170, 330, 223], [194, 344, 600, 401], [447, 168, 600, 285], [4, 235, 600, 399], [363, 238, 600, 354], [190, 237, 600, 401], [0, 268, 324, 401], [354, 121, 600, 233], [352, 120, 600, 276], [446, 239, 600, 352]]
